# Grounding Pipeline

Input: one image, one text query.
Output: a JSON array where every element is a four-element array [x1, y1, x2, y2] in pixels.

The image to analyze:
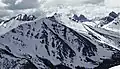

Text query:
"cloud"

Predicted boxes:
[[0, 0, 47, 18], [0, 0, 7, 8], [0, 10, 12, 18], [0, 0, 119, 18], [42, 0, 104, 7], [15, 0, 22, 5], [104, 0, 120, 8], [83, 0, 104, 4], [2, 0, 40, 10], [0, 0, 105, 18]]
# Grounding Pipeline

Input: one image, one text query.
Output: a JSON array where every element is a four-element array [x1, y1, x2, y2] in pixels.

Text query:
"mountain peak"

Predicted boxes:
[[79, 14, 89, 22], [109, 11, 118, 18], [97, 11, 119, 27], [15, 14, 37, 21], [70, 14, 90, 22], [0, 14, 37, 27]]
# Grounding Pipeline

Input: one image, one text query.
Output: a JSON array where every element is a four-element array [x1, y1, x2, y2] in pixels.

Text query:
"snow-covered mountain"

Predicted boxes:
[[69, 14, 91, 22], [96, 11, 118, 27], [15, 14, 37, 21], [102, 13, 120, 33], [0, 14, 36, 27], [0, 12, 120, 69]]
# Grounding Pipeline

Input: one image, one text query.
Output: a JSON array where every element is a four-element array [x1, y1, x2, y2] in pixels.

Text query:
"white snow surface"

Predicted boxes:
[[109, 65, 120, 69]]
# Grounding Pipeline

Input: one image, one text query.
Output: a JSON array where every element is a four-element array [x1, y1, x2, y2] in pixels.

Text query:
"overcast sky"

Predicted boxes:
[[0, 0, 120, 18]]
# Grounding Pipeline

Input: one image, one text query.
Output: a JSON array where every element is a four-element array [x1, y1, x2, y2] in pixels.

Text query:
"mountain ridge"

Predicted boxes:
[[0, 12, 120, 69]]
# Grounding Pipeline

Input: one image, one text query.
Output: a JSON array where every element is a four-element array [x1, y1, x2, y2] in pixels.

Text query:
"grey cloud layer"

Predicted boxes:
[[2, 0, 40, 10], [83, 0, 104, 4], [0, 0, 105, 18], [0, 10, 11, 17]]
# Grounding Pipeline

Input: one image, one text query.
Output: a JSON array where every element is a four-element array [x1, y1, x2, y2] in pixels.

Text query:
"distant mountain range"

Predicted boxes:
[[0, 14, 36, 27], [70, 11, 118, 24]]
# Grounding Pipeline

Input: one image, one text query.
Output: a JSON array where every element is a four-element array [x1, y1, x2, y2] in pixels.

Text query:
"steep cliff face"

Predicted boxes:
[[0, 15, 120, 69], [102, 14, 120, 33], [97, 11, 118, 27]]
